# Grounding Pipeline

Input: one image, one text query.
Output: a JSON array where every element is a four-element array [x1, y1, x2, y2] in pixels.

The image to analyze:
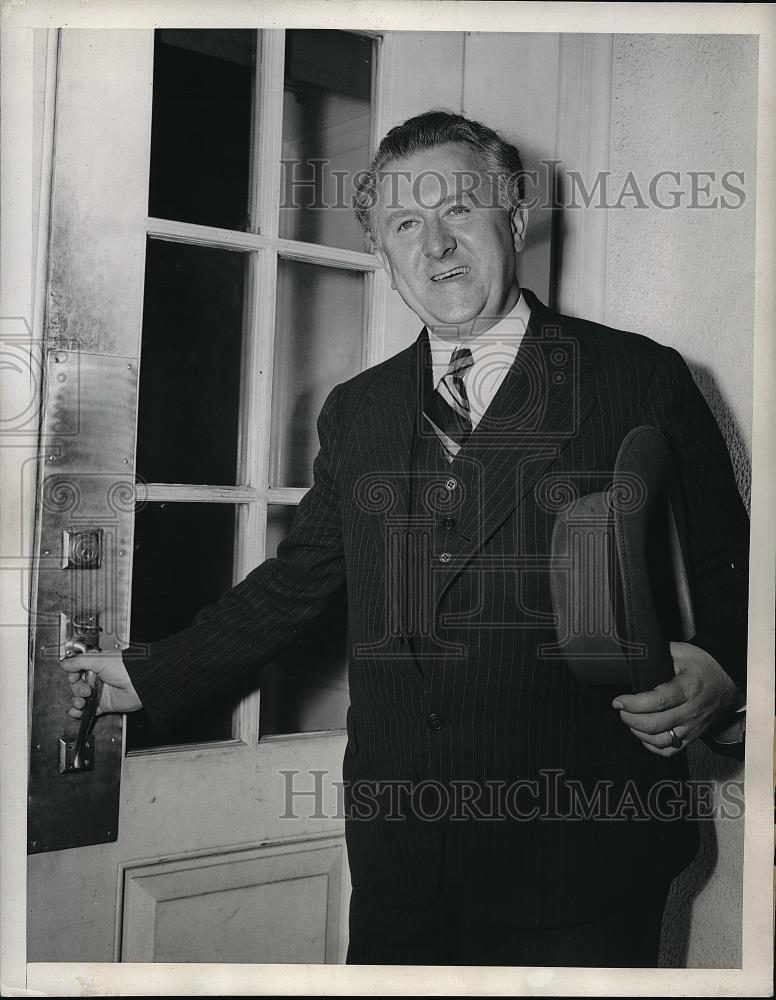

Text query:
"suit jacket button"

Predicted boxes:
[[445, 478, 458, 491], [439, 552, 451, 563], [426, 713, 446, 731], [442, 517, 456, 530]]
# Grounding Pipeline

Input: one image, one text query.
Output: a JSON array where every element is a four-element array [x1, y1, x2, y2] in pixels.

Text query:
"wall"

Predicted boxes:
[[462, 32, 560, 304], [603, 33, 757, 968]]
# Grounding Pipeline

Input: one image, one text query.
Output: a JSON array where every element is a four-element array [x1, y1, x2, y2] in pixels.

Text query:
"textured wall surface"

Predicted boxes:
[[605, 33, 758, 968], [462, 32, 560, 304], [606, 34, 757, 457]]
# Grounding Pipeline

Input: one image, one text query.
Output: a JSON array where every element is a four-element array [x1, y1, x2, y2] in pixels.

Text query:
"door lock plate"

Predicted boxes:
[[62, 529, 102, 569], [59, 735, 95, 773]]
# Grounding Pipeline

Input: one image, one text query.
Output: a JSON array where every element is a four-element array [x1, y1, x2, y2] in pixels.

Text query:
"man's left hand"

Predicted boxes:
[[612, 641, 744, 756]]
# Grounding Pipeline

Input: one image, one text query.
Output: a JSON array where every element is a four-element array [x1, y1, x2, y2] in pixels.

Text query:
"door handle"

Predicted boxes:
[[58, 613, 104, 773], [71, 669, 104, 770], [59, 611, 101, 659]]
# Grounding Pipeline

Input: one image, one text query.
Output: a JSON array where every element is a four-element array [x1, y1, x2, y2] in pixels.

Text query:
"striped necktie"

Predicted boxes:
[[423, 346, 475, 463]]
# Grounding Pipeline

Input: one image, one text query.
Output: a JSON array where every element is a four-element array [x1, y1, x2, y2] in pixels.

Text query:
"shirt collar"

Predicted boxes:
[[427, 291, 531, 388]]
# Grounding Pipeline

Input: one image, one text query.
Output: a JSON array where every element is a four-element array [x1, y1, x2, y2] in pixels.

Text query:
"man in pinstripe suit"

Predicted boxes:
[[64, 111, 749, 966]]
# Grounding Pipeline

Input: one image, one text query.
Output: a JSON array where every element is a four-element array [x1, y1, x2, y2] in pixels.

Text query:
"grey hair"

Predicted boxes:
[[353, 109, 526, 247]]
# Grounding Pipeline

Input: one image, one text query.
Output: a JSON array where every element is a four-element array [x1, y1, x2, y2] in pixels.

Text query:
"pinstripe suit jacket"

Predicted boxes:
[[125, 288, 749, 926]]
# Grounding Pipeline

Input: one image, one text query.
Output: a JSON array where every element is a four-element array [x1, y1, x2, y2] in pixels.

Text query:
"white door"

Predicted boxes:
[[27, 27, 389, 964]]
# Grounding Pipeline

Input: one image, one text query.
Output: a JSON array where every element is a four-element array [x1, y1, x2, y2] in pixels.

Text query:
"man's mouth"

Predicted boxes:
[[430, 266, 470, 282]]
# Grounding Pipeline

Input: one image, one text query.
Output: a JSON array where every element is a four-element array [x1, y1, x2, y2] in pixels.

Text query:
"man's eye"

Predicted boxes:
[[449, 205, 469, 216], [397, 219, 416, 232]]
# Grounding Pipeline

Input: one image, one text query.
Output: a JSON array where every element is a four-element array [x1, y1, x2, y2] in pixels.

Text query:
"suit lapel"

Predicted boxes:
[[439, 292, 598, 600], [351, 292, 599, 614], [356, 334, 423, 606]]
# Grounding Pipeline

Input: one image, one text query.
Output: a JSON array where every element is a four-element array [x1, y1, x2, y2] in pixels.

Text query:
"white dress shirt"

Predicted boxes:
[[427, 291, 531, 429]]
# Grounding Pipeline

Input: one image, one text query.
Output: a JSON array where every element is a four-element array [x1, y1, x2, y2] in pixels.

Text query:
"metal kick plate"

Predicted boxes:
[[28, 351, 138, 853]]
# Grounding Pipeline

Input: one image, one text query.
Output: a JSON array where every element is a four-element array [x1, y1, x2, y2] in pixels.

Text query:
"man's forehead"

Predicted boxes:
[[381, 141, 480, 172], [373, 144, 496, 215], [378, 144, 483, 186]]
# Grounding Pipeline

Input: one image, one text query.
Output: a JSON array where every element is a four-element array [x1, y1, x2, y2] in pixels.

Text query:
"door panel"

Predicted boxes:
[[27, 27, 352, 964], [121, 838, 345, 963]]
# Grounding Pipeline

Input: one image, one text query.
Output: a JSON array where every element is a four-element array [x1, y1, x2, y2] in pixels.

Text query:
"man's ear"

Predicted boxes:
[[373, 246, 396, 290], [510, 205, 528, 254]]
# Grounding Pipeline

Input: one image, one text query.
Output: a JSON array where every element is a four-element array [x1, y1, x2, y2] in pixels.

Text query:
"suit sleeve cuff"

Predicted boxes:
[[122, 640, 186, 731]]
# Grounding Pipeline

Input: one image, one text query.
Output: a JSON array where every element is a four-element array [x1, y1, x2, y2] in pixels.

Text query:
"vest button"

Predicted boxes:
[[442, 516, 456, 530], [426, 713, 446, 731], [439, 552, 451, 563], [445, 478, 457, 491]]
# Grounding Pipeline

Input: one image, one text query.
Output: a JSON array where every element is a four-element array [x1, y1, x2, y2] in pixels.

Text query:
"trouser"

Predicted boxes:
[[346, 877, 672, 967]]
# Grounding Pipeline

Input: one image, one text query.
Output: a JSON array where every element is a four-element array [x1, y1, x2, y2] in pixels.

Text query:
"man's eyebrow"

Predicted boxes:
[[382, 193, 471, 223], [440, 191, 469, 205], [382, 207, 416, 223]]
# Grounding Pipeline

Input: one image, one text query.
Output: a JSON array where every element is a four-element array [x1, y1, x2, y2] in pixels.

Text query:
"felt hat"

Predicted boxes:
[[549, 425, 695, 694]]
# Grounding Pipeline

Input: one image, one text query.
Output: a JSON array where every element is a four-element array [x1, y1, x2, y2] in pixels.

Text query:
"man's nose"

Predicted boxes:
[[422, 219, 456, 259]]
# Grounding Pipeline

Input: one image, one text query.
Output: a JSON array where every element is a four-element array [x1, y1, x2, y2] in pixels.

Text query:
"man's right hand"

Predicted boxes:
[[59, 651, 143, 718]]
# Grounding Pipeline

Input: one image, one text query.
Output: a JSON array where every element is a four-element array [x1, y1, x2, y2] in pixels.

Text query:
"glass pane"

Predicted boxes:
[[127, 502, 237, 750], [280, 30, 373, 251], [136, 238, 247, 486], [270, 259, 365, 488], [259, 505, 348, 737], [149, 29, 256, 231]]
